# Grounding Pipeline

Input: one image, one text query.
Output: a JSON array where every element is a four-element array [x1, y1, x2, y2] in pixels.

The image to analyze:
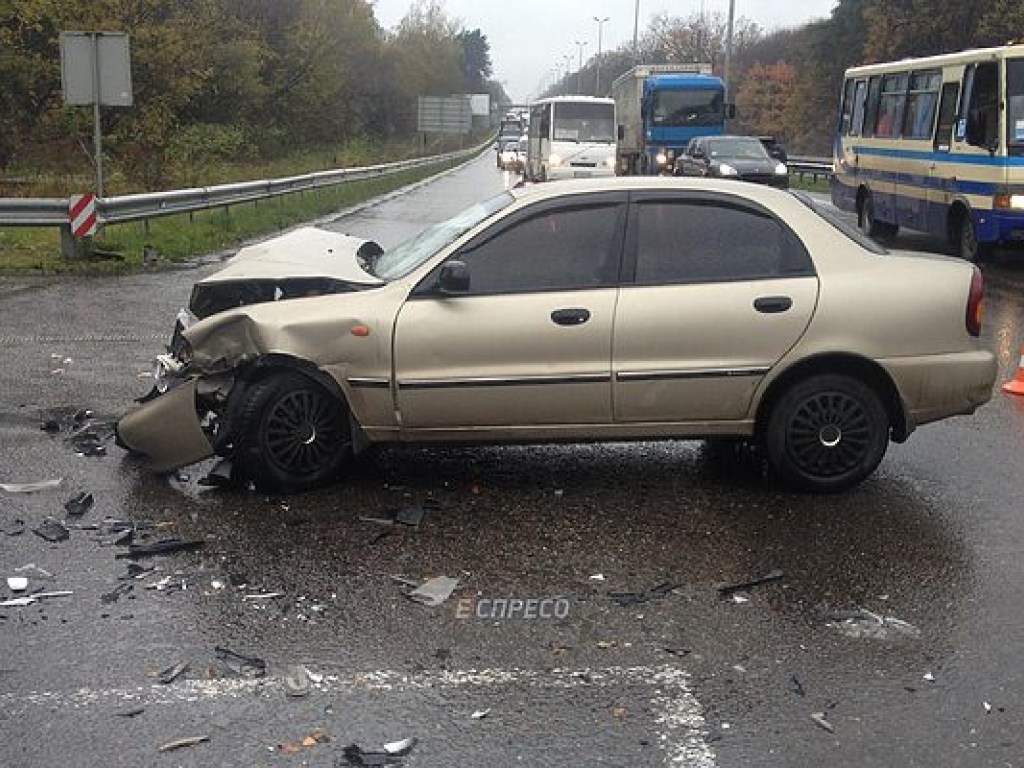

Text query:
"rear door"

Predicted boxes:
[[613, 190, 819, 423]]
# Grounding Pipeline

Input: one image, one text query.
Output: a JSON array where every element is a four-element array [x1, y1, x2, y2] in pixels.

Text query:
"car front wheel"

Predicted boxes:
[[763, 374, 889, 493], [233, 371, 351, 493]]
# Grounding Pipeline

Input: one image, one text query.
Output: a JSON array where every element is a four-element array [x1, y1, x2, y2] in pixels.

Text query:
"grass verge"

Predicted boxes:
[[0, 158, 466, 275]]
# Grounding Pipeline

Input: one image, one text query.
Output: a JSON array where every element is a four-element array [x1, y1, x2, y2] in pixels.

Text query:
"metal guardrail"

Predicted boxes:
[[788, 156, 833, 182], [0, 145, 482, 256]]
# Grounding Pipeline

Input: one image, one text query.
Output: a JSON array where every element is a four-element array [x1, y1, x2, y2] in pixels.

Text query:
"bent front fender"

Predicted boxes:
[[117, 378, 214, 471]]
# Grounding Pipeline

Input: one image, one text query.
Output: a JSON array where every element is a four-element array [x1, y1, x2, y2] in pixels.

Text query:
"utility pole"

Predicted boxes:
[[724, 0, 735, 127], [593, 16, 609, 95], [574, 41, 588, 95]]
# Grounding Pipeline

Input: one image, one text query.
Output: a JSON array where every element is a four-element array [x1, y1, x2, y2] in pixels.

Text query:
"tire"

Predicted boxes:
[[859, 192, 898, 239], [763, 374, 889, 493], [232, 371, 351, 493], [955, 213, 992, 263]]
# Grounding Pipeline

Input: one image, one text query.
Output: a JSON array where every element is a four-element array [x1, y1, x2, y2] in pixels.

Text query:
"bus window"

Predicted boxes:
[[963, 61, 998, 149], [840, 79, 855, 134], [876, 73, 908, 138], [1007, 58, 1024, 156], [864, 76, 882, 137], [903, 71, 941, 139], [933, 81, 960, 152], [850, 80, 867, 136]]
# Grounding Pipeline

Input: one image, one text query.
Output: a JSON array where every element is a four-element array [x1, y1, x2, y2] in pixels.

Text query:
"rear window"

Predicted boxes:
[[791, 192, 888, 254]]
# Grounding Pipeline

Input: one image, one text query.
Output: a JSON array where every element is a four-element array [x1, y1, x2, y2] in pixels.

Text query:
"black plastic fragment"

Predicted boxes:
[[339, 745, 404, 766], [790, 675, 806, 696], [718, 568, 784, 596], [197, 460, 234, 488], [115, 538, 205, 559], [214, 646, 267, 678], [608, 582, 678, 606], [394, 505, 425, 527], [1, 518, 26, 536], [64, 492, 95, 517], [33, 517, 70, 543], [101, 582, 134, 604]]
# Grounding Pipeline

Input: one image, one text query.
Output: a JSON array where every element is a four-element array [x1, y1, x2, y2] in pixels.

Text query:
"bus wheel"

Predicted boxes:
[[955, 213, 992, 263], [859, 192, 897, 239]]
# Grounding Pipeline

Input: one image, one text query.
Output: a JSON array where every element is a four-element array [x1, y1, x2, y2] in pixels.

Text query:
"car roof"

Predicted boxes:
[[510, 176, 793, 205]]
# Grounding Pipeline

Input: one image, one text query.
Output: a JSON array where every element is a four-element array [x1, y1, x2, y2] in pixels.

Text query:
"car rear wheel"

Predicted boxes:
[[763, 374, 889, 493], [233, 371, 351, 493]]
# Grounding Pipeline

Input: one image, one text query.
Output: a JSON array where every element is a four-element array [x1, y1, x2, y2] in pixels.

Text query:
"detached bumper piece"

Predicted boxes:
[[116, 378, 214, 471]]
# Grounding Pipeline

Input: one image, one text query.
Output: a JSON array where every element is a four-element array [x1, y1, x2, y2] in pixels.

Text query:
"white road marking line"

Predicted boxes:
[[0, 664, 715, 766]]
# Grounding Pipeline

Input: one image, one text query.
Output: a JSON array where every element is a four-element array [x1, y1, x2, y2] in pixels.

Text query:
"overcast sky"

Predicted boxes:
[[371, 0, 838, 101]]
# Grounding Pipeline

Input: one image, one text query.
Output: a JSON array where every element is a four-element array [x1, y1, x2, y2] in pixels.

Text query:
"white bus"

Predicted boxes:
[[525, 96, 617, 181], [832, 44, 1024, 261]]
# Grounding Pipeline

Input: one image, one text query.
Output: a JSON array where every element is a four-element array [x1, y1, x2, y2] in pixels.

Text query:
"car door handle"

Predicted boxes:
[[754, 296, 792, 313], [551, 308, 591, 326]]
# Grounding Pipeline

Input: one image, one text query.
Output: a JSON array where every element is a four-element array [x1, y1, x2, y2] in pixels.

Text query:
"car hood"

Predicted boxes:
[[200, 227, 384, 285], [188, 227, 385, 320]]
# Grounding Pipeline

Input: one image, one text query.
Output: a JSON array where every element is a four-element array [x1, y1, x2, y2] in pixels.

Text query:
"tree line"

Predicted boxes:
[[2, 0, 1023, 189], [551, 0, 1024, 155], [0, 0, 506, 188]]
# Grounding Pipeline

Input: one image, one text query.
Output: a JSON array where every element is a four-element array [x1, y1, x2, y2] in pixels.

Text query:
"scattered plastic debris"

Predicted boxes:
[[0, 596, 37, 607], [406, 576, 459, 607], [790, 676, 806, 697], [33, 518, 70, 543], [284, 665, 311, 698], [115, 538, 205, 559], [101, 582, 134, 604], [243, 592, 284, 601], [7, 577, 28, 592], [984, 701, 992, 714], [730, 594, 749, 604], [589, 574, 606, 582], [63, 492, 95, 517], [923, 672, 935, 682], [471, 708, 491, 720], [197, 459, 233, 487], [158, 735, 209, 752], [276, 730, 330, 753], [1, 478, 64, 493], [824, 608, 921, 640], [2, 518, 26, 536], [15, 563, 54, 580], [608, 581, 677, 606], [340, 738, 416, 766], [810, 712, 834, 733], [394, 505, 425, 527], [115, 707, 145, 718], [718, 568, 783, 596], [214, 646, 267, 678], [158, 661, 190, 684]]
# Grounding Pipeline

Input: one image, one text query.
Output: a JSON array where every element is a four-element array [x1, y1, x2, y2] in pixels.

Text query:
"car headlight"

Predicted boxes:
[[152, 353, 184, 393], [656, 151, 668, 166], [548, 153, 563, 167], [717, 163, 739, 176], [775, 163, 788, 175]]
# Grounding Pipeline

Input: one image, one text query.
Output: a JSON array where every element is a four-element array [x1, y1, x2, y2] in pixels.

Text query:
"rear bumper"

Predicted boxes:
[[882, 349, 998, 426], [116, 378, 213, 471]]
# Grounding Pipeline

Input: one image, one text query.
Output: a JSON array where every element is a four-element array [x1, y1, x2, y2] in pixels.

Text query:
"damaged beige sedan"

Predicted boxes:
[[117, 178, 997, 493]]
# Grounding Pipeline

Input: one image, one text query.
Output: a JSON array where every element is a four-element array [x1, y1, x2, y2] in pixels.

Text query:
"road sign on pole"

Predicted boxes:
[[59, 31, 133, 199]]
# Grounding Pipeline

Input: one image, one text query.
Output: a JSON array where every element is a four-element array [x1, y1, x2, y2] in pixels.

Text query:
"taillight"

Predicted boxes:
[[966, 266, 984, 337]]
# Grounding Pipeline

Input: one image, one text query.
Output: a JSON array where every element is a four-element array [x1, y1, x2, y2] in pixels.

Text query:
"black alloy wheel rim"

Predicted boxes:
[[263, 390, 343, 476], [786, 391, 872, 478]]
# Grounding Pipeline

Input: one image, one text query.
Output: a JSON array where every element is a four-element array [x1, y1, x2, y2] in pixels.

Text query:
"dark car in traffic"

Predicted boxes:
[[674, 135, 789, 188]]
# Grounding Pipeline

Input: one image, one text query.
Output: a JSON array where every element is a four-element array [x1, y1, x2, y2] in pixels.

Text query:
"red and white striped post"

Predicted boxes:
[[69, 193, 98, 237]]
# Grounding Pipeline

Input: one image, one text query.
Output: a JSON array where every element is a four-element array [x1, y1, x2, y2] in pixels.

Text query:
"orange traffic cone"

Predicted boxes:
[[1003, 344, 1024, 396]]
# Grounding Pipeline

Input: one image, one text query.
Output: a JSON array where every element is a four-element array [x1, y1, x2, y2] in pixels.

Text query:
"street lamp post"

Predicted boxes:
[[633, 0, 640, 64], [574, 41, 588, 95], [593, 16, 609, 95], [724, 0, 735, 125]]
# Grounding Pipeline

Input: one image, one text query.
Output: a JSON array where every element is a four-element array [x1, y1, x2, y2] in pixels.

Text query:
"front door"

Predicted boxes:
[[394, 192, 627, 431]]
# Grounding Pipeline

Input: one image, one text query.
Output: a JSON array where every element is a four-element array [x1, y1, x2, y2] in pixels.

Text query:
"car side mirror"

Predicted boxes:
[[438, 260, 470, 295], [617, 124, 625, 141], [725, 103, 737, 119]]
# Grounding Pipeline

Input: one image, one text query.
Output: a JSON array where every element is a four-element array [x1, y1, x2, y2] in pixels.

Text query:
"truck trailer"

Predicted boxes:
[[612, 63, 732, 175]]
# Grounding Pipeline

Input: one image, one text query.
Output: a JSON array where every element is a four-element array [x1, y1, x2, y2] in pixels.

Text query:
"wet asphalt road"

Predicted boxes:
[[2, 155, 1024, 767]]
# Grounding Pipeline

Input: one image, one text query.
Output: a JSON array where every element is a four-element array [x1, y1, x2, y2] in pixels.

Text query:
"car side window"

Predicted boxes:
[[447, 202, 624, 295], [633, 199, 814, 284]]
